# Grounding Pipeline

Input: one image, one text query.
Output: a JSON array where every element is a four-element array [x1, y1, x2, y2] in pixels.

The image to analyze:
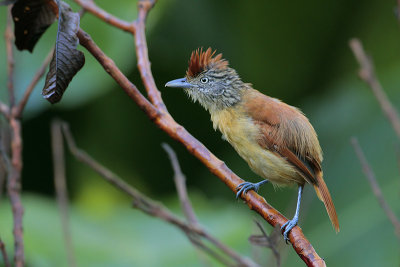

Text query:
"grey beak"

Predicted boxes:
[[165, 78, 192, 88]]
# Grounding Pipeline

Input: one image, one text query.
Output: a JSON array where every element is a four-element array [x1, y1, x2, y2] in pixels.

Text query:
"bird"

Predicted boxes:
[[165, 47, 339, 242]]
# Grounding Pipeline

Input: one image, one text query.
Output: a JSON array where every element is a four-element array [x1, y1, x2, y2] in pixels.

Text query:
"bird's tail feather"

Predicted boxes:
[[313, 171, 340, 233]]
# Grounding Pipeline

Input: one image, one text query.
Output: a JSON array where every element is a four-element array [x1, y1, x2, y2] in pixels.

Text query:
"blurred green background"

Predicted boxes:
[[1, 0, 400, 266]]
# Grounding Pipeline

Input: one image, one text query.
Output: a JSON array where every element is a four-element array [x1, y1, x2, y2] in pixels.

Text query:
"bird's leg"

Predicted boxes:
[[236, 180, 268, 199], [281, 185, 304, 243]]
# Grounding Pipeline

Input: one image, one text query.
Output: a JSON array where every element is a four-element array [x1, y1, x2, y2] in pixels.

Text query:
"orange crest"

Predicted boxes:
[[186, 48, 228, 78]]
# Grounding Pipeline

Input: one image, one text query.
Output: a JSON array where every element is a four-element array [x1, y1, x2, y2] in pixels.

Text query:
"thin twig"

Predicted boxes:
[[60, 121, 257, 267], [250, 221, 281, 267], [74, 0, 165, 110], [162, 143, 198, 225], [349, 38, 400, 139], [0, 238, 11, 267], [13, 49, 54, 118], [5, 6, 15, 107], [133, 0, 166, 111], [74, 0, 134, 32], [76, 27, 325, 267], [163, 143, 256, 266], [51, 120, 76, 267], [351, 137, 400, 240], [162, 142, 210, 266], [76, 29, 159, 118]]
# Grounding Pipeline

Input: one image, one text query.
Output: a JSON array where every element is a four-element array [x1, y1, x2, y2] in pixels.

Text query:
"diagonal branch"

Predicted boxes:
[[162, 142, 210, 266], [162, 143, 256, 266], [162, 143, 198, 225], [76, 29, 159, 118], [250, 221, 281, 267], [71, 0, 327, 265], [351, 137, 400, 240], [74, 0, 134, 33], [74, 0, 165, 110], [349, 38, 400, 139], [77, 27, 326, 267], [59, 121, 257, 267], [13, 49, 54, 118]]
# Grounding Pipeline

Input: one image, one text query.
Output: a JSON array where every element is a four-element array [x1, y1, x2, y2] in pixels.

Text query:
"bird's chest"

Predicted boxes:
[[210, 108, 299, 185]]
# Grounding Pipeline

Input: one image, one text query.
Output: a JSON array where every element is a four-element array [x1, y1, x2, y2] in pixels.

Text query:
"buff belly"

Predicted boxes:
[[211, 107, 303, 186]]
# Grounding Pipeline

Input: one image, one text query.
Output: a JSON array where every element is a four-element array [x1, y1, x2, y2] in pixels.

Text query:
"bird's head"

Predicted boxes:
[[165, 48, 248, 112]]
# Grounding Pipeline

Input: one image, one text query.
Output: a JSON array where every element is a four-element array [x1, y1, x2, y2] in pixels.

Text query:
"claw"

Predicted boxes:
[[235, 180, 268, 199], [281, 219, 298, 244]]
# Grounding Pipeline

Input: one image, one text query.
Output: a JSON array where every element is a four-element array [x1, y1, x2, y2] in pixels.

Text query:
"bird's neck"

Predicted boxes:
[[204, 82, 251, 114]]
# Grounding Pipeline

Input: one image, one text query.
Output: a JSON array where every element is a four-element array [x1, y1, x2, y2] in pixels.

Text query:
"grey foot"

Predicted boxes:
[[235, 180, 268, 199], [281, 219, 298, 244]]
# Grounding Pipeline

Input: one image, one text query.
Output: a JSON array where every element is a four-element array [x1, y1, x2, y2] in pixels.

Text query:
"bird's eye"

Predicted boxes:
[[200, 77, 209, 84]]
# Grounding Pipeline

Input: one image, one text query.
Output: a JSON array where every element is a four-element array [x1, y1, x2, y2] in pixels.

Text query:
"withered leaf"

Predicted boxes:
[[11, 0, 58, 52], [42, 2, 85, 104]]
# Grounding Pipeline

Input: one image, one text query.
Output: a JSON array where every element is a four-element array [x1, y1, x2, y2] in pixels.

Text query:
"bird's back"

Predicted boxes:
[[210, 90, 306, 186], [242, 89, 323, 168]]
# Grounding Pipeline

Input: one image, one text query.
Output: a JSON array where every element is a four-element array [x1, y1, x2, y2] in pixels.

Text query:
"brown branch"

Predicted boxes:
[[7, 117, 24, 267], [51, 120, 76, 267], [74, 0, 134, 33], [250, 221, 281, 267], [162, 143, 256, 266], [13, 49, 54, 118], [0, 238, 11, 267], [162, 143, 198, 225], [72, 0, 327, 264], [1, 5, 88, 267], [60, 121, 257, 267], [351, 137, 400, 240], [161, 142, 210, 266], [3, 7, 25, 267], [76, 29, 159, 119], [349, 38, 400, 139], [133, 0, 166, 111], [77, 28, 325, 267], [74, 0, 165, 110], [5, 6, 15, 107]]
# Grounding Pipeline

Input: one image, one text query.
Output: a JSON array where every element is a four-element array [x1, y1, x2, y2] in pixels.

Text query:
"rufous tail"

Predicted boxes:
[[313, 171, 340, 232]]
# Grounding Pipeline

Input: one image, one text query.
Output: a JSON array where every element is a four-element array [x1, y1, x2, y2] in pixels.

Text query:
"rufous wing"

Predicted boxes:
[[243, 89, 339, 232]]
